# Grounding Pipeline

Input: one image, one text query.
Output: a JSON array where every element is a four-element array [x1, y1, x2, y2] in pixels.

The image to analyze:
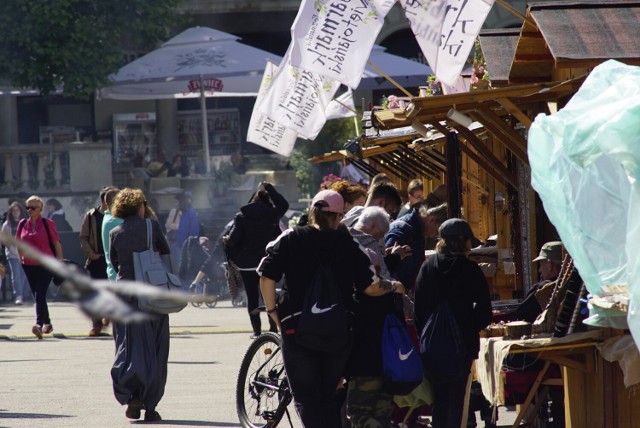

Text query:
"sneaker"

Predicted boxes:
[[88, 327, 102, 337], [42, 324, 53, 334], [32, 325, 43, 340], [14, 297, 23, 305], [125, 398, 142, 420], [144, 409, 162, 422]]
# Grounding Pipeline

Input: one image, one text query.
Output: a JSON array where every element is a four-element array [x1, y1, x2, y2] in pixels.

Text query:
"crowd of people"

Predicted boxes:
[[0, 170, 559, 428]]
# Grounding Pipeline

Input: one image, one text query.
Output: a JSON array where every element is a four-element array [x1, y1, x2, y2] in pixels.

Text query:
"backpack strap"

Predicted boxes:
[[16, 218, 26, 241], [145, 218, 153, 250], [41, 218, 57, 257]]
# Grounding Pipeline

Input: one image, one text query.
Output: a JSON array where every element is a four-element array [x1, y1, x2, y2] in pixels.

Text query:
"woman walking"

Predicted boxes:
[[414, 218, 492, 428], [226, 181, 288, 337], [109, 188, 170, 422], [2, 201, 29, 305], [16, 196, 64, 339], [258, 189, 377, 428]]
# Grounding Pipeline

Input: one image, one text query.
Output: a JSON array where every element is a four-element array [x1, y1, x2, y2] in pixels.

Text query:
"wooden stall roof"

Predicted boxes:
[[373, 76, 584, 132], [478, 28, 520, 87], [310, 125, 488, 182], [511, 0, 640, 83]]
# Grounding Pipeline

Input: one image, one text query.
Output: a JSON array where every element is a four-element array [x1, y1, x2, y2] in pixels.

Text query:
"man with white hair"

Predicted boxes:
[[345, 206, 406, 427]]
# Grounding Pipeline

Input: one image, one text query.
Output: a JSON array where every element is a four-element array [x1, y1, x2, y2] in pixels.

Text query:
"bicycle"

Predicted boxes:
[[236, 331, 293, 428]]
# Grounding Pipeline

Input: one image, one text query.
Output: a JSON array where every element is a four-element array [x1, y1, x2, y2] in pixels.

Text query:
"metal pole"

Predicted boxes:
[[200, 77, 211, 174]]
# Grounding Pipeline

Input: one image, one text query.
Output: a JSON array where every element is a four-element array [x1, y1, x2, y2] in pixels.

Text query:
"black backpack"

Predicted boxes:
[[419, 300, 467, 380], [418, 263, 468, 381], [295, 263, 351, 354]]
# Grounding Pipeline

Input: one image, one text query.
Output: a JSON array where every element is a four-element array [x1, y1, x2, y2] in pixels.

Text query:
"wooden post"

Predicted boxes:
[[445, 131, 462, 218]]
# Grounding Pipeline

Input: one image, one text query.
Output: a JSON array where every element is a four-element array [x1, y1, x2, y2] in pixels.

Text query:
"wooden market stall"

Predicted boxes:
[[312, 2, 640, 426]]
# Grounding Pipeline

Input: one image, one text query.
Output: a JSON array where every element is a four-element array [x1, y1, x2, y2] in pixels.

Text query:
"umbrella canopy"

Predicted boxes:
[[100, 27, 282, 100], [359, 45, 432, 91]]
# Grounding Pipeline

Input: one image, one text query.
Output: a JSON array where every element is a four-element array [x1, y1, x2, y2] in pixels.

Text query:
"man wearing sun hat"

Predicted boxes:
[[513, 241, 563, 322]]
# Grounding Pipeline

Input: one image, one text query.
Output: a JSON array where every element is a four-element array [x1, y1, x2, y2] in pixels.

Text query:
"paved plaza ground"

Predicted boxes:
[[0, 298, 517, 427]]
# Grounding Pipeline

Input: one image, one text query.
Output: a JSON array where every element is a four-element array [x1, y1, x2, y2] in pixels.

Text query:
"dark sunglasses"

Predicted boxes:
[[26, 206, 40, 211]]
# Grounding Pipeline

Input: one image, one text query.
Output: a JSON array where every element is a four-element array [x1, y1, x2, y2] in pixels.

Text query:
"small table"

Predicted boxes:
[[476, 331, 602, 427]]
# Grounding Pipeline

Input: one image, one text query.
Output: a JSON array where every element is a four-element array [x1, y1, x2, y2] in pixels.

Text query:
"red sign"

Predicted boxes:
[[188, 78, 224, 93]]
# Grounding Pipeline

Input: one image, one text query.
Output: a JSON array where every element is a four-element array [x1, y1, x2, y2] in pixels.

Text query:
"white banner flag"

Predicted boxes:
[[401, 0, 494, 86], [290, 0, 396, 89], [325, 89, 357, 121], [247, 61, 299, 157], [259, 51, 340, 140], [441, 75, 469, 94]]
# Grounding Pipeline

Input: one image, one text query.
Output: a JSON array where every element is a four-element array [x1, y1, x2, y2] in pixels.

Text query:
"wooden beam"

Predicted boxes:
[[473, 109, 530, 165], [447, 122, 518, 188], [457, 138, 511, 188], [497, 98, 533, 128]]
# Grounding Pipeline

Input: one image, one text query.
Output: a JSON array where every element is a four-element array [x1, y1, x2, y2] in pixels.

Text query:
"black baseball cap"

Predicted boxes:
[[439, 218, 481, 247]]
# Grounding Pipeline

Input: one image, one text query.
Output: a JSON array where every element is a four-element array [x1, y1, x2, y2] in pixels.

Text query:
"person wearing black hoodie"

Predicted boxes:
[[225, 181, 289, 337], [414, 218, 492, 428]]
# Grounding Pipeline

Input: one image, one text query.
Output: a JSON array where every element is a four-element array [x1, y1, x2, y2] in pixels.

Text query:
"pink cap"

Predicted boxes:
[[311, 190, 344, 214]]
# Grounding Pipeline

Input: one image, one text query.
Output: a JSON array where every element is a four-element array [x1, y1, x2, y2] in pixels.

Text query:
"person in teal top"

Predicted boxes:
[[101, 188, 123, 281]]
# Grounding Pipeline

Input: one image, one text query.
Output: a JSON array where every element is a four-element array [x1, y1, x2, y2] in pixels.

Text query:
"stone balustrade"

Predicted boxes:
[[0, 142, 112, 196]]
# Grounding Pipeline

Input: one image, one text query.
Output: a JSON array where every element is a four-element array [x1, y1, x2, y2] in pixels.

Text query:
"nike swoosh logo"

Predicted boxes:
[[398, 348, 414, 361], [311, 302, 337, 314]]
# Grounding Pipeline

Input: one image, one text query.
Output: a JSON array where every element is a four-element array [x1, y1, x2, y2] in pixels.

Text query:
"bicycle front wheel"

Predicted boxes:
[[236, 332, 291, 428]]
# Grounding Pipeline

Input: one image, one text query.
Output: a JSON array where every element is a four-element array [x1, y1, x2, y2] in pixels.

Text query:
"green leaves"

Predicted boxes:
[[0, 0, 187, 99], [290, 117, 357, 197]]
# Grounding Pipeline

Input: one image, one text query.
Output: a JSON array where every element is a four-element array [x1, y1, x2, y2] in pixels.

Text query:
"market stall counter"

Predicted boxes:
[[476, 330, 603, 427]]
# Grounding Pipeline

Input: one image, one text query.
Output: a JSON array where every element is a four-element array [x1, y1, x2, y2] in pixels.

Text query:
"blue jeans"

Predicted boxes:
[[281, 332, 350, 428], [8, 258, 28, 300]]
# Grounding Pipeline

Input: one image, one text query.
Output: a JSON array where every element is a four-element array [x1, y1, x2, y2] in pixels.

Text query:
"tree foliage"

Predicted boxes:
[[0, 0, 186, 99], [289, 117, 359, 198]]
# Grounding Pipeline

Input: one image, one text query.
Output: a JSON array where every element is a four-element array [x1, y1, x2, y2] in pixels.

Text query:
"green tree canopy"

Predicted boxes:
[[289, 117, 360, 198], [0, 0, 186, 99]]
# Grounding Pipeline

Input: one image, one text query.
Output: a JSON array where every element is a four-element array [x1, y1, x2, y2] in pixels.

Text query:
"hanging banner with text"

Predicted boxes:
[[259, 51, 340, 140], [441, 75, 469, 94], [400, 0, 494, 86], [247, 61, 299, 157], [325, 89, 357, 120], [290, 0, 396, 89]]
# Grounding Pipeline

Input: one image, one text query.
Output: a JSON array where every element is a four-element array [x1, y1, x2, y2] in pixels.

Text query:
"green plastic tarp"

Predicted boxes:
[[528, 60, 640, 343]]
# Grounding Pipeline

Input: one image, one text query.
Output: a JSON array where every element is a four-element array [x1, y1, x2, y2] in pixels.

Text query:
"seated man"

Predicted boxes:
[[147, 149, 171, 178], [513, 241, 563, 322], [507, 241, 564, 427]]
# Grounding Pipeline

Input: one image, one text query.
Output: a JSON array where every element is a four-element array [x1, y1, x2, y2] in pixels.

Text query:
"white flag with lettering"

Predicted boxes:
[[441, 75, 469, 94], [259, 51, 340, 140], [325, 89, 356, 121], [247, 61, 299, 157], [400, 0, 494, 86], [290, 0, 396, 89]]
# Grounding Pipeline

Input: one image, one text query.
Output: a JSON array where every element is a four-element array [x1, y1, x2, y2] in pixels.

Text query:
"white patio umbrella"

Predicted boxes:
[[100, 27, 282, 172], [359, 45, 433, 91]]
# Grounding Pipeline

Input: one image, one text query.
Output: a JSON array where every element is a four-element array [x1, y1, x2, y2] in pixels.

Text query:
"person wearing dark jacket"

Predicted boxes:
[[414, 218, 492, 428], [384, 202, 448, 291], [258, 189, 377, 428], [225, 181, 288, 337]]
